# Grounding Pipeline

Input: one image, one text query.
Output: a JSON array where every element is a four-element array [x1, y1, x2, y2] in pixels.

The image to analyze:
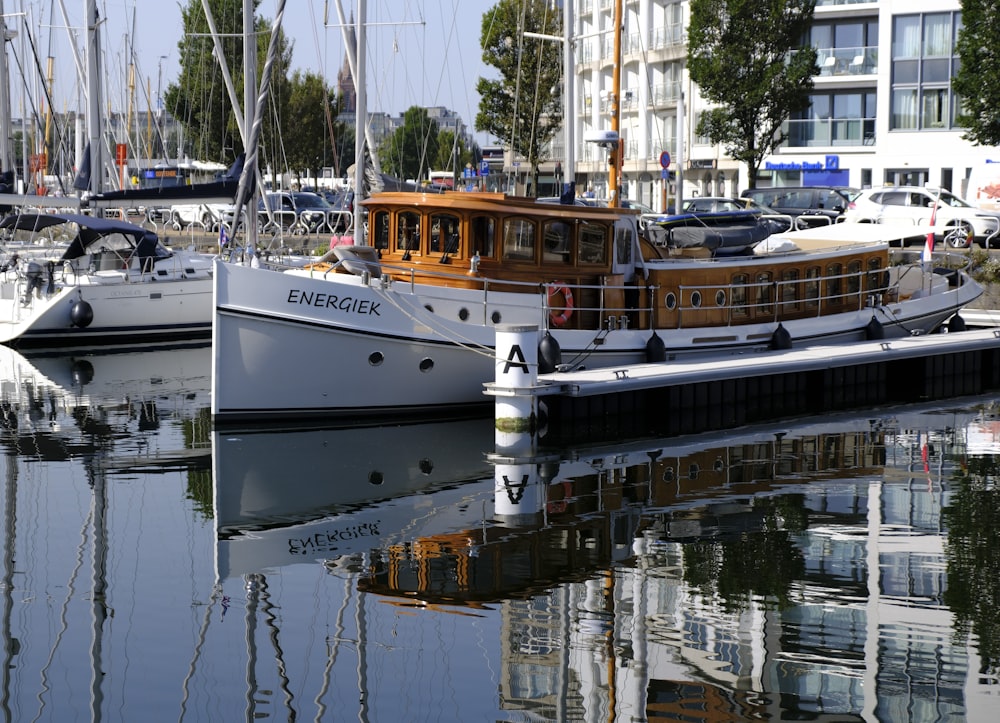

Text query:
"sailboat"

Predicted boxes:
[[210, 1, 982, 423]]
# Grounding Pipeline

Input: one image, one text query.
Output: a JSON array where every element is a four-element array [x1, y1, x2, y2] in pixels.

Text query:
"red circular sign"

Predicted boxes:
[[659, 151, 671, 169]]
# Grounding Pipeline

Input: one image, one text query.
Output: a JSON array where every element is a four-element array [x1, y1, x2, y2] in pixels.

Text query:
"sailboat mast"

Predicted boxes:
[[85, 0, 103, 196], [608, 0, 622, 207], [0, 1, 12, 176], [562, 0, 573, 193], [353, 0, 366, 245]]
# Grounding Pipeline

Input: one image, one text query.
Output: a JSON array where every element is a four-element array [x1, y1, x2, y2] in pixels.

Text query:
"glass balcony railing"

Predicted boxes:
[[816, 46, 878, 76], [785, 118, 876, 147]]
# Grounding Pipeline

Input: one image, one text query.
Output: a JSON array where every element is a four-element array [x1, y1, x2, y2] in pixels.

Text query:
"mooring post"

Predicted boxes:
[[492, 323, 544, 525], [493, 323, 539, 455]]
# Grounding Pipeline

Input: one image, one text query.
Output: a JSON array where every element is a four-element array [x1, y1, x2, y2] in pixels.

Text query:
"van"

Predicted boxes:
[[966, 158, 1000, 212], [740, 186, 859, 225]]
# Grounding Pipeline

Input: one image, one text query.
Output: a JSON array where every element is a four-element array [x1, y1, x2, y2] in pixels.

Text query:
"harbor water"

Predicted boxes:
[[0, 342, 998, 721]]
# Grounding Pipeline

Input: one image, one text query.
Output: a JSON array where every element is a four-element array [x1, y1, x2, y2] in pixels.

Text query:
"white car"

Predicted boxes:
[[844, 186, 1000, 248], [168, 202, 236, 231]]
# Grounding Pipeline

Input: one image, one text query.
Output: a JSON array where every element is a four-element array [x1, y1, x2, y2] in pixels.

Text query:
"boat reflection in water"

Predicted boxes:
[[0, 342, 211, 461], [213, 402, 999, 721]]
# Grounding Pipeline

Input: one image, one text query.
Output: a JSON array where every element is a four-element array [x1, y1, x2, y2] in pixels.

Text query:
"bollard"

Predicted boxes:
[[493, 323, 539, 457]]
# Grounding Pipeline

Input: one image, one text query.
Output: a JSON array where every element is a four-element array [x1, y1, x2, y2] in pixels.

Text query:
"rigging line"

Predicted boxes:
[[305, 0, 340, 174], [15, 16, 70, 194], [178, 583, 224, 720], [370, 282, 521, 360], [31, 505, 95, 723]]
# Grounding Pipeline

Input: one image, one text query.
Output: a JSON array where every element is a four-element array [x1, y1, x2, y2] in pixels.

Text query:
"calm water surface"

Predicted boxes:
[[1, 343, 999, 721]]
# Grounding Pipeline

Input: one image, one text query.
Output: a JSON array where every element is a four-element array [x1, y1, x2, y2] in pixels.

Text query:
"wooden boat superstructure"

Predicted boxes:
[[315, 190, 970, 340]]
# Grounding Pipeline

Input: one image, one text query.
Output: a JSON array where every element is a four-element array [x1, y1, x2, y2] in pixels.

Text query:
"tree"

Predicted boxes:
[[476, 0, 562, 196], [433, 129, 475, 184], [165, 0, 292, 164], [283, 71, 337, 187], [687, 0, 818, 189], [378, 106, 440, 182], [953, 0, 1000, 146]]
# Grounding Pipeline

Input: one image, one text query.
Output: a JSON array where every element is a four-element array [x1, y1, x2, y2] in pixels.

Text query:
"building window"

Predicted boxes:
[[890, 13, 961, 131]]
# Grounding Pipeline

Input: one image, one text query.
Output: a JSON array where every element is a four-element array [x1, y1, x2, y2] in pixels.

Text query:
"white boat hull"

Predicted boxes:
[[212, 260, 981, 422], [0, 261, 213, 347]]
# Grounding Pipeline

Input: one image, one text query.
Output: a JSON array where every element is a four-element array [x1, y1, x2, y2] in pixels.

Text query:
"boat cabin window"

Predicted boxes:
[[579, 221, 608, 264], [847, 260, 862, 297], [543, 220, 571, 263], [397, 211, 420, 256], [372, 210, 390, 251], [731, 273, 749, 317], [826, 263, 843, 304], [503, 218, 536, 261], [756, 272, 773, 316], [614, 224, 631, 265], [804, 267, 820, 309], [780, 269, 800, 311], [866, 258, 885, 292], [471, 216, 496, 259], [430, 213, 461, 255]]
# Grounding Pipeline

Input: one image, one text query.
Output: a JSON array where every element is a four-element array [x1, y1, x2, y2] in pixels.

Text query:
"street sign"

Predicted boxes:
[[659, 151, 671, 169], [480, 160, 490, 176]]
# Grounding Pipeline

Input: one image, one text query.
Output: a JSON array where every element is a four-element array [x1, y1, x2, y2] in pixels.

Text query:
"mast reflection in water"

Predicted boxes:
[[0, 342, 997, 721]]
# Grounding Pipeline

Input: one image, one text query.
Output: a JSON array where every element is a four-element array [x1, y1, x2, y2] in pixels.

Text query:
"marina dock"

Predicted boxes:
[[488, 324, 1000, 446]]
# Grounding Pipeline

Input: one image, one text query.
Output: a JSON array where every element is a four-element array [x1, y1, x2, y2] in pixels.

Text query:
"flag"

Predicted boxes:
[[219, 224, 230, 249], [922, 197, 937, 263]]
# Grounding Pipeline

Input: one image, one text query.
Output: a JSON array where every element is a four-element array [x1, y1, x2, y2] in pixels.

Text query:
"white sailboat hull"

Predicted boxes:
[[212, 260, 980, 422], [0, 273, 214, 347]]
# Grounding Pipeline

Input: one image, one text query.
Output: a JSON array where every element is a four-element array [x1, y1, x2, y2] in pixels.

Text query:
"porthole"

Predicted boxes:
[[664, 292, 677, 310], [368, 351, 384, 366], [419, 459, 434, 474], [662, 467, 675, 483], [690, 291, 702, 308], [713, 458, 725, 472], [419, 358, 434, 372], [424, 304, 434, 313], [491, 311, 502, 324], [458, 307, 470, 321], [715, 290, 726, 307], [368, 470, 384, 485], [688, 463, 700, 480]]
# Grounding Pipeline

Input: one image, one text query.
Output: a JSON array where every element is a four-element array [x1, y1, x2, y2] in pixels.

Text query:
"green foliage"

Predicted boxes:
[[283, 71, 344, 185], [687, 0, 818, 188], [166, 0, 292, 164], [475, 0, 562, 190], [433, 130, 475, 180], [953, 1, 1000, 146], [378, 106, 440, 181], [681, 495, 807, 612], [942, 460, 1000, 676]]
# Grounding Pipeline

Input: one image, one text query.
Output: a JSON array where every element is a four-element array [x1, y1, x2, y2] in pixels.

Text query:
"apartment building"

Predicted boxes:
[[569, 0, 985, 209]]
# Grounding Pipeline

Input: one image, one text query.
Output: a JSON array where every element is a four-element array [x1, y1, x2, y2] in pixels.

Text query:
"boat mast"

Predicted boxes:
[[563, 0, 573, 196], [608, 0, 622, 207], [0, 0, 13, 176], [85, 0, 102, 196], [352, 0, 366, 245]]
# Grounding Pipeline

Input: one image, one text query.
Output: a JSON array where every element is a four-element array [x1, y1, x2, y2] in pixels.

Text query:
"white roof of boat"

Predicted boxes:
[[773, 222, 935, 244]]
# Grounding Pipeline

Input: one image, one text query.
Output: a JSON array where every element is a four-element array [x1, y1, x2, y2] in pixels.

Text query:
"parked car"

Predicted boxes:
[[843, 186, 1000, 248], [740, 186, 859, 227], [258, 191, 333, 233], [681, 196, 792, 233], [167, 202, 234, 230]]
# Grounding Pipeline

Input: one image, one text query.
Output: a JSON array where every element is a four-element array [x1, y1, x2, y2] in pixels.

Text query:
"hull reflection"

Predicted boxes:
[[211, 400, 998, 722]]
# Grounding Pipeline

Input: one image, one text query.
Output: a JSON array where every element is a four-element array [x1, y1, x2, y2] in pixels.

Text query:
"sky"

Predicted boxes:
[[14, 0, 495, 142]]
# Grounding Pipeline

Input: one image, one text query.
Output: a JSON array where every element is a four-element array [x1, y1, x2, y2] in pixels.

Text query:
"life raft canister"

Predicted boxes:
[[547, 282, 574, 327]]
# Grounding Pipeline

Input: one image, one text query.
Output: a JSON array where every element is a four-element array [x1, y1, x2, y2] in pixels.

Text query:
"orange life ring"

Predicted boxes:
[[547, 282, 574, 327]]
